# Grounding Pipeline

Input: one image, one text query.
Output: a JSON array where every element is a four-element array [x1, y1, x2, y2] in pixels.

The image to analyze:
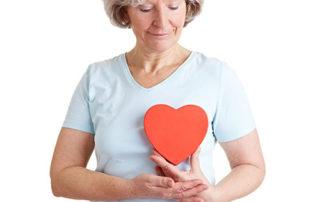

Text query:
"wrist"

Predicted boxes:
[[125, 179, 139, 199], [206, 185, 223, 202]]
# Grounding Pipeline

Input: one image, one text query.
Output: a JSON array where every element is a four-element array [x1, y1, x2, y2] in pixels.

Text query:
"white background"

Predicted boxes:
[[0, 0, 319, 201]]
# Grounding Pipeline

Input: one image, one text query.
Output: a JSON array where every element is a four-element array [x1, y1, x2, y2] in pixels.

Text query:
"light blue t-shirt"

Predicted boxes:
[[62, 51, 256, 202]]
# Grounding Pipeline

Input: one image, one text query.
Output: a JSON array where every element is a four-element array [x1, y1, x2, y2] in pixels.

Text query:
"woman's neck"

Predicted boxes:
[[126, 44, 191, 74]]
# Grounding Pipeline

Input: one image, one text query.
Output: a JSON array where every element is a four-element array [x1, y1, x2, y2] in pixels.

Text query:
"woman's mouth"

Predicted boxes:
[[148, 32, 170, 38]]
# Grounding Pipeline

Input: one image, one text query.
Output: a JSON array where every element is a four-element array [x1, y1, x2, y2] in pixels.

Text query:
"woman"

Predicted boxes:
[[50, 0, 265, 201]]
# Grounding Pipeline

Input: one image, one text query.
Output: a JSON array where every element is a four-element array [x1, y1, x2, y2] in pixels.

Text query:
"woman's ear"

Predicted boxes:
[[120, 6, 130, 27], [123, 13, 130, 26]]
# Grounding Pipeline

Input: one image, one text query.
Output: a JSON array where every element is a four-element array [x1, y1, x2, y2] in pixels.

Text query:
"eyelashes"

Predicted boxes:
[[169, 6, 179, 10], [139, 8, 152, 12], [139, 6, 179, 13]]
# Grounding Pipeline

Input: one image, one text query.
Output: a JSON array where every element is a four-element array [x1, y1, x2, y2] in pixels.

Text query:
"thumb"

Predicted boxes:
[[190, 147, 201, 173]]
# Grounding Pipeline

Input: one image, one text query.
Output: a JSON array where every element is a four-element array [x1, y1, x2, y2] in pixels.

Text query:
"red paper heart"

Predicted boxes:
[[144, 104, 208, 165]]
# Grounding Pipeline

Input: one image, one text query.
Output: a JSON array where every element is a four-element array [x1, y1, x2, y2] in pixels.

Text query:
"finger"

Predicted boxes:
[[172, 184, 208, 199], [155, 179, 207, 199], [173, 179, 205, 191], [179, 197, 204, 202], [150, 154, 186, 181], [151, 153, 173, 176], [151, 187, 203, 201], [153, 149, 161, 156], [151, 151, 176, 178], [158, 165, 174, 179], [150, 175, 174, 188], [156, 164, 180, 180], [190, 147, 201, 173]]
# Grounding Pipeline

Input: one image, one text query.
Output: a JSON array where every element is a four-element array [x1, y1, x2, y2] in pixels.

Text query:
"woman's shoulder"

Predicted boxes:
[[88, 53, 123, 70], [192, 51, 233, 74], [84, 53, 125, 78]]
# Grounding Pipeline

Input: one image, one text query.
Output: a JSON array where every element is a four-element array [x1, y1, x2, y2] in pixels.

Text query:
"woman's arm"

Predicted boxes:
[[50, 128, 133, 200], [50, 128, 208, 201], [213, 129, 266, 202], [150, 129, 265, 202]]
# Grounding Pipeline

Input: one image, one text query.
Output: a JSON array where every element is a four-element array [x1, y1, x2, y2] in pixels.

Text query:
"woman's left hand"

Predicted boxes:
[[149, 148, 218, 202]]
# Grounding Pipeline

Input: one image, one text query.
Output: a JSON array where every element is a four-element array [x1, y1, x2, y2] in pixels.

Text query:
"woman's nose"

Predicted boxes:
[[153, 7, 169, 29]]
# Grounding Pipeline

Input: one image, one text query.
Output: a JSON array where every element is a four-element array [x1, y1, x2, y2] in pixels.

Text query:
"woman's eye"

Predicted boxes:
[[139, 5, 153, 12], [140, 8, 152, 12], [168, 6, 179, 10]]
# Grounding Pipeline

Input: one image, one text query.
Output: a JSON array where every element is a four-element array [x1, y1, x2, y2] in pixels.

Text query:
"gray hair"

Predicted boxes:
[[102, 0, 203, 28]]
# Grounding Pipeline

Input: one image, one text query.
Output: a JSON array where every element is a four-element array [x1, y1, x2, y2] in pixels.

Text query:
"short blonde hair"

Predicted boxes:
[[102, 0, 203, 28]]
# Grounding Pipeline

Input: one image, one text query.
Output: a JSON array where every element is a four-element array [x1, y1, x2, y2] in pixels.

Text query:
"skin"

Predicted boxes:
[[125, 0, 192, 89], [151, 129, 266, 202], [50, 128, 208, 200], [50, 0, 265, 201]]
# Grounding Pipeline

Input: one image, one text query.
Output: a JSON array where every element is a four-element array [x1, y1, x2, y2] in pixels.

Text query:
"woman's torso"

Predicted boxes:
[[86, 51, 223, 202]]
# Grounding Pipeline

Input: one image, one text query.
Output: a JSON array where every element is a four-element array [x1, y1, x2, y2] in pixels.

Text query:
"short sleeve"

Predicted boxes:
[[212, 63, 255, 142], [62, 66, 95, 135]]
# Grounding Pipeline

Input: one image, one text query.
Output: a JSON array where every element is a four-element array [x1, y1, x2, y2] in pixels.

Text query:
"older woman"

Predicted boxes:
[[50, 0, 265, 202]]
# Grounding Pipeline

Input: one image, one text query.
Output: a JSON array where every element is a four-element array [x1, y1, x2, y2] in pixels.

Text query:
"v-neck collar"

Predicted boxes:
[[121, 51, 195, 91]]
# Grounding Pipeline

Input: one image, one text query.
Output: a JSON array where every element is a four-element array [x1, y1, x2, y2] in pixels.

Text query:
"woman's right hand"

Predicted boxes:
[[128, 173, 208, 201]]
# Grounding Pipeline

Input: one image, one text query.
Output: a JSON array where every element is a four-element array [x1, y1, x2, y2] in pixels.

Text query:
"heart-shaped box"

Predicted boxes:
[[144, 104, 208, 165]]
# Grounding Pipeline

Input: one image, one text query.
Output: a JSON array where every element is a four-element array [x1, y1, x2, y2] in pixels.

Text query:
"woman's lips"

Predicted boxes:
[[148, 32, 170, 37], [150, 33, 168, 36]]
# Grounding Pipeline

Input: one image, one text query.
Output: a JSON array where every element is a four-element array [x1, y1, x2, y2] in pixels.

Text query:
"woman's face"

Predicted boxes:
[[127, 0, 187, 52]]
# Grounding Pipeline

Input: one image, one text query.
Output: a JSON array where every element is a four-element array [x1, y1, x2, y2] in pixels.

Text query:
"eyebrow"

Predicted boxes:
[[167, 0, 181, 4], [141, 0, 181, 5]]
